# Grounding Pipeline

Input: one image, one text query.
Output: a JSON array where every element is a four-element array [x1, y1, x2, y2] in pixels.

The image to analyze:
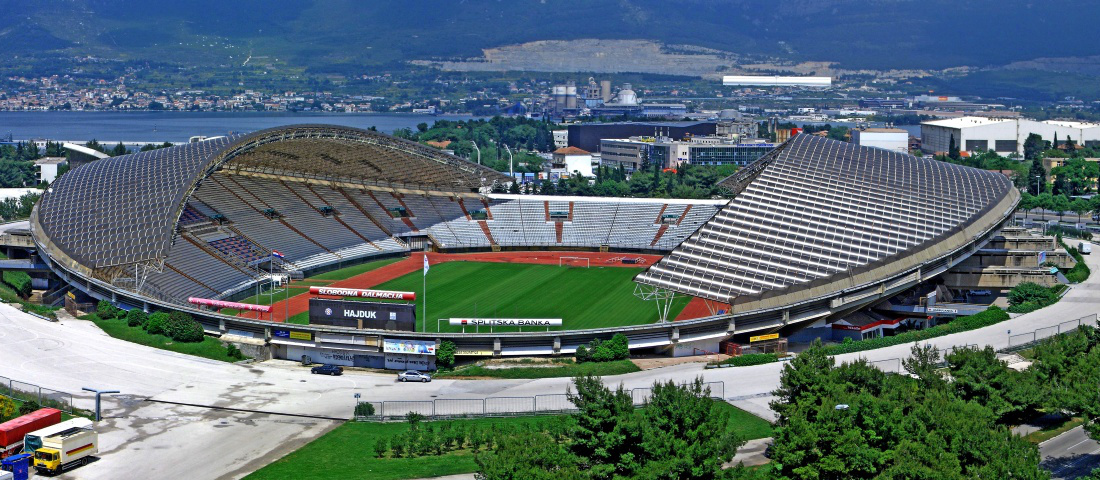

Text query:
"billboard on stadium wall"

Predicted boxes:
[[309, 286, 416, 300], [383, 339, 437, 355], [309, 298, 415, 331], [448, 318, 562, 327], [188, 297, 272, 313]]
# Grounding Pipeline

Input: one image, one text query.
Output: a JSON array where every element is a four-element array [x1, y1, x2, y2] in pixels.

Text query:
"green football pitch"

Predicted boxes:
[[289, 261, 690, 332]]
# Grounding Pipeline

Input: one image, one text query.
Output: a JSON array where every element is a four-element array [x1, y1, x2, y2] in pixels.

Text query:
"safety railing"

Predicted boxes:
[[1005, 313, 1098, 350], [356, 381, 725, 421], [0, 376, 74, 413]]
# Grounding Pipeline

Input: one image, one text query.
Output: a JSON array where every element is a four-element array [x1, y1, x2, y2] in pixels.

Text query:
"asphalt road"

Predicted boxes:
[[0, 242, 1097, 477], [1042, 427, 1100, 479]]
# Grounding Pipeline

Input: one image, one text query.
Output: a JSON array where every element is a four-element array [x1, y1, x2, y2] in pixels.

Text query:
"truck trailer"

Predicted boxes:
[[22, 418, 91, 455], [0, 409, 61, 459], [32, 424, 97, 475]]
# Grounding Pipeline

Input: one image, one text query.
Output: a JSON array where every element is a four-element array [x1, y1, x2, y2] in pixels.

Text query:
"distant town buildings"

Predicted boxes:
[[550, 146, 594, 177], [34, 157, 66, 184]]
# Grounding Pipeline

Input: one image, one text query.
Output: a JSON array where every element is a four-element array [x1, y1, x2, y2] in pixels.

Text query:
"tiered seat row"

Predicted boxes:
[[208, 236, 266, 264], [148, 178, 723, 301]]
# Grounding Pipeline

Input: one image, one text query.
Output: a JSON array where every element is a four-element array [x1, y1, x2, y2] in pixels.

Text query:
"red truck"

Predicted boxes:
[[0, 409, 62, 458]]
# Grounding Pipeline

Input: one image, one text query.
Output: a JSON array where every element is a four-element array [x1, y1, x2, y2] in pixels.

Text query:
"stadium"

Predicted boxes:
[[28, 125, 1018, 368]]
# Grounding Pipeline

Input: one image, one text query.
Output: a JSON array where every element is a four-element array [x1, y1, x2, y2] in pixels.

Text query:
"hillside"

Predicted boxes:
[[1, 0, 1099, 73]]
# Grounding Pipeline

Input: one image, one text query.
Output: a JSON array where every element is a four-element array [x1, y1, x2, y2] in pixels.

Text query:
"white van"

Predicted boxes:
[[1080, 242, 1092, 255]]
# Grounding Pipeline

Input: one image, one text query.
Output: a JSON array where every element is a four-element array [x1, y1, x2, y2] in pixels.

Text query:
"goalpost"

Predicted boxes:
[[559, 256, 591, 268]]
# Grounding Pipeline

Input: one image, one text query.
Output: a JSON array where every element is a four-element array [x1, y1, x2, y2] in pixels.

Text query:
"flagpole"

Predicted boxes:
[[422, 255, 427, 333]]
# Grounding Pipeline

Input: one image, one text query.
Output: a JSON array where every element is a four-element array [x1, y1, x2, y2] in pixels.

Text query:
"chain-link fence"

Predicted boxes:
[[0, 376, 74, 413], [359, 381, 726, 420], [1006, 313, 1098, 349]]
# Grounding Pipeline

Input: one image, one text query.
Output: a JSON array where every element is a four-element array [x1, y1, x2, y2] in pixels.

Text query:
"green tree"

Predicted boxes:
[[949, 134, 960, 160], [436, 340, 456, 369], [0, 396, 17, 422], [1019, 192, 1037, 220], [476, 431, 581, 480], [945, 346, 1041, 424], [1029, 159, 1047, 194], [902, 343, 945, 390], [1052, 194, 1072, 222], [633, 378, 742, 479], [1037, 192, 1054, 219], [566, 375, 639, 478], [1072, 197, 1092, 223], [1024, 133, 1045, 161]]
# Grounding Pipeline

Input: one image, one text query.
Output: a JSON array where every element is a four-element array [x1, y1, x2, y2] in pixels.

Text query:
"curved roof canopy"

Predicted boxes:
[[35, 125, 509, 269], [636, 134, 1017, 304]]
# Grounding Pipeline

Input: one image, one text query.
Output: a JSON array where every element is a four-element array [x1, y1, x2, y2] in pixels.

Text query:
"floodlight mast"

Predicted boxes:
[[633, 284, 680, 323]]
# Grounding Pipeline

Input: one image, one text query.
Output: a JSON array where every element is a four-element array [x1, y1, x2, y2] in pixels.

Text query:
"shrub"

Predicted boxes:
[[1059, 236, 1092, 284], [125, 309, 148, 327], [1007, 282, 1060, 313], [575, 334, 630, 363], [144, 312, 170, 335], [0, 397, 16, 422], [97, 300, 120, 319], [17, 400, 40, 417], [226, 344, 246, 360], [373, 438, 388, 458], [437, 340, 456, 369], [163, 312, 204, 342], [723, 353, 779, 367], [354, 401, 376, 416]]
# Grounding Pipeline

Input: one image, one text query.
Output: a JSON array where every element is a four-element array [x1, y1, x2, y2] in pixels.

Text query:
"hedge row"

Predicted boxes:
[[720, 353, 779, 367], [1058, 235, 1092, 284], [820, 307, 1010, 356], [97, 300, 205, 343]]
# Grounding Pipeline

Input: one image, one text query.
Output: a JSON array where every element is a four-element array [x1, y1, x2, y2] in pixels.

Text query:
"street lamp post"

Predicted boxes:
[[504, 144, 514, 178], [1035, 175, 1041, 196], [471, 141, 481, 165], [82, 387, 120, 422]]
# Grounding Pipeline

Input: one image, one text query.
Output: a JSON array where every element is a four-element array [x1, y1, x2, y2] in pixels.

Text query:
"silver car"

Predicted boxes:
[[398, 370, 432, 382]]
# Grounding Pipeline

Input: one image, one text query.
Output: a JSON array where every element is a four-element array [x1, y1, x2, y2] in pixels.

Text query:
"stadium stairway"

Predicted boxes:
[[650, 224, 669, 247], [456, 198, 472, 220], [478, 221, 496, 245], [556, 222, 563, 243], [654, 204, 668, 224]]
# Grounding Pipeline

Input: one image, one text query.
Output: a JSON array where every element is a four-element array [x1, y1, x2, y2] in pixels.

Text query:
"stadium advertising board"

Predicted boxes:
[[309, 298, 415, 331], [188, 297, 272, 313], [448, 318, 563, 327], [383, 339, 437, 355], [309, 286, 416, 301], [749, 333, 780, 343], [273, 329, 313, 341]]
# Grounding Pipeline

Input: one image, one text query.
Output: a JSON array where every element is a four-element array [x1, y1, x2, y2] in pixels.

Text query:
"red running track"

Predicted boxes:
[[256, 251, 669, 323]]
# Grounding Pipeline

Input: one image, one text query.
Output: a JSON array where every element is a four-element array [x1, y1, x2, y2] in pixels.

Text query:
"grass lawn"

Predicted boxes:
[[436, 359, 640, 379], [245, 416, 553, 480], [246, 401, 772, 480], [294, 261, 689, 332], [87, 315, 244, 363], [1023, 416, 1085, 443]]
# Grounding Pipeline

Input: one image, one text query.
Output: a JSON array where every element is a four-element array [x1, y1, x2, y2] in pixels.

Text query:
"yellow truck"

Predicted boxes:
[[32, 423, 97, 475]]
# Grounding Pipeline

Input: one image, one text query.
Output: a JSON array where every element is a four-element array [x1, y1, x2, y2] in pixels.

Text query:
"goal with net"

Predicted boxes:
[[559, 256, 591, 268]]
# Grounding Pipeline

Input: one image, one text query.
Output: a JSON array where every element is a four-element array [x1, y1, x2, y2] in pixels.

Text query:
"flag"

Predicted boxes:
[[271, 250, 285, 259], [423, 255, 430, 276]]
